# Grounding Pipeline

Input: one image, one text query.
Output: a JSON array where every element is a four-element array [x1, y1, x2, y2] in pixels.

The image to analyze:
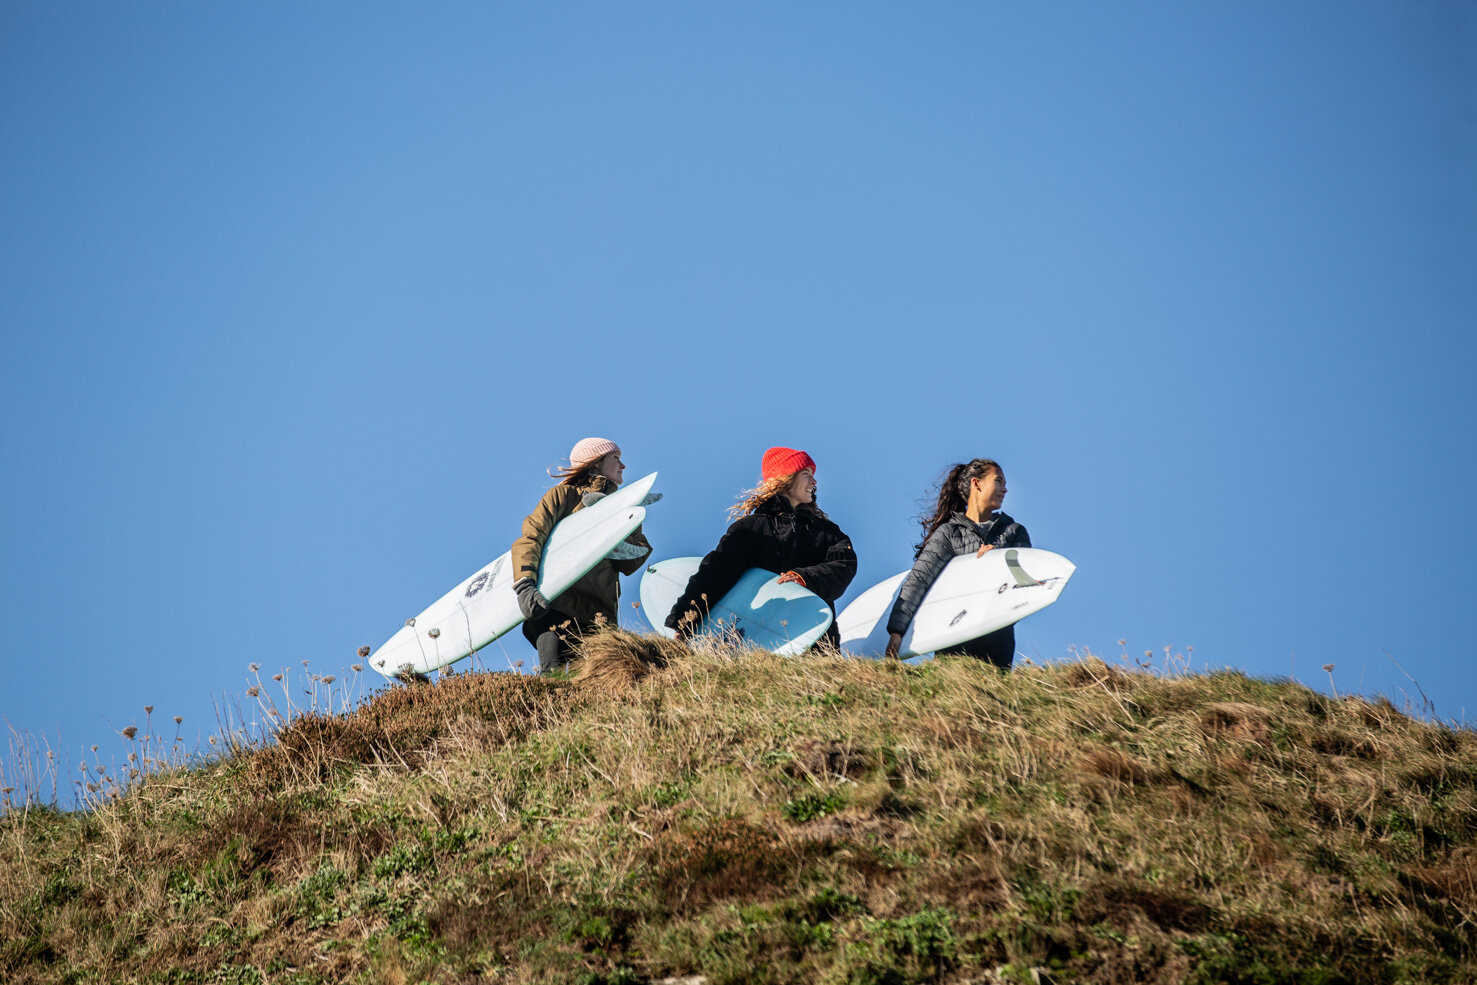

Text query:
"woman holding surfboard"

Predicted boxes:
[[512, 437, 653, 674], [884, 458, 1030, 669], [665, 447, 857, 648]]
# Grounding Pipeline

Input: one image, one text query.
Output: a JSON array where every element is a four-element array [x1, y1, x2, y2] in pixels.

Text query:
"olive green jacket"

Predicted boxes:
[[510, 476, 651, 628]]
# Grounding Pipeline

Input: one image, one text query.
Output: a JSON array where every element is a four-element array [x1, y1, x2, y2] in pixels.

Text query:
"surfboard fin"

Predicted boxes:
[[1004, 549, 1042, 587]]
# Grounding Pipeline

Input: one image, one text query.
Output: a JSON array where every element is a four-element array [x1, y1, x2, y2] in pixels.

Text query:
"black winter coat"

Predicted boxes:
[[665, 498, 858, 630], [885, 511, 1031, 637]]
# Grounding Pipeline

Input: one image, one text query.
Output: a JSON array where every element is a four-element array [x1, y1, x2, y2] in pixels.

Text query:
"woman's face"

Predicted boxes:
[[785, 468, 816, 506], [973, 470, 1006, 512], [597, 450, 625, 485]]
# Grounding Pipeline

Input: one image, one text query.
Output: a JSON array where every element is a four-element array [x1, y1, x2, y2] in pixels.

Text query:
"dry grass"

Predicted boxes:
[[2, 633, 1475, 984]]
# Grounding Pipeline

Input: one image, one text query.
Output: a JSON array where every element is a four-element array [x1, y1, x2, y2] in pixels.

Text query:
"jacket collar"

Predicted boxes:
[[950, 510, 1011, 532], [577, 474, 616, 495], [756, 497, 796, 517]]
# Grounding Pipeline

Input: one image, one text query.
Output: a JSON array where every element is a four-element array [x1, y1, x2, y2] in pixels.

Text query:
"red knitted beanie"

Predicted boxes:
[[761, 447, 816, 482]]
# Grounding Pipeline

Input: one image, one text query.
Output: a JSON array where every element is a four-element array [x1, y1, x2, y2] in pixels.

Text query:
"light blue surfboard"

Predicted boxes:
[[639, 557, 833, 656]]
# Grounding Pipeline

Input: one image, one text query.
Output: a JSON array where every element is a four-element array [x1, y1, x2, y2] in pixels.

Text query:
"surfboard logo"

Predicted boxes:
[[949, 610, 968, 627], [464, 559, 504, 598]]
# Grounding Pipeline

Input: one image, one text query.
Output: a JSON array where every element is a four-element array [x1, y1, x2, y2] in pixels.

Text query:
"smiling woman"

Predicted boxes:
[[664, 446, 858, 649]]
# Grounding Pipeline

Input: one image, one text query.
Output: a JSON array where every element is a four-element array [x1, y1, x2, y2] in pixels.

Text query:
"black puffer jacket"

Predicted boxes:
[[885, 512, 1030, 637], [665, 498, 858, 630]]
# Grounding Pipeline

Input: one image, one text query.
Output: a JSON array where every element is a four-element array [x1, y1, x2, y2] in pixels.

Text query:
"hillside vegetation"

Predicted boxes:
[[2, 633, 1474, 985]]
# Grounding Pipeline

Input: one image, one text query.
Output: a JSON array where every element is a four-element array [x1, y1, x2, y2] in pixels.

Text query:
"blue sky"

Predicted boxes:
[[3, 3, 1473, 799]]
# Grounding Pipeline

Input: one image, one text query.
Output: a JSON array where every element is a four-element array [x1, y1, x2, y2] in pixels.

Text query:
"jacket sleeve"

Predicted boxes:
[[510, 487, 580, 584], [791, 524, 858, 604], [886, 529, 956, 637], [665, 518, 759, 629]]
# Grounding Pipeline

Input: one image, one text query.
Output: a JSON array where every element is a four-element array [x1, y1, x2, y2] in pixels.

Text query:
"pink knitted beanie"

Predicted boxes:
[[569, 437, 619, 468]]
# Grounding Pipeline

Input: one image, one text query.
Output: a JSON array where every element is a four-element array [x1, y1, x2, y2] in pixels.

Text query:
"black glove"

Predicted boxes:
[[514, 578, 550, 620]]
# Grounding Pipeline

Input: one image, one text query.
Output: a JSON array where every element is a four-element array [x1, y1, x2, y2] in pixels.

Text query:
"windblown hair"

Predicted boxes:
[[914, 458, 1002, 557], [729, 471, 829, 520], [548, 462, 615, 492]]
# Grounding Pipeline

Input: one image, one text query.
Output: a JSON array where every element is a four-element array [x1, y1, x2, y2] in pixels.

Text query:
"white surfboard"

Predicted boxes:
[[369, 472, 658, 679], [639, 557, 834, 656], [838, 547, 1075, 659]]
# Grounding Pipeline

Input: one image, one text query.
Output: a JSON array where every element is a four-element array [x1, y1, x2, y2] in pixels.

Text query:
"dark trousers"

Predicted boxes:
[[521, 610, 584, 674], [939, 624, 1015, 670]]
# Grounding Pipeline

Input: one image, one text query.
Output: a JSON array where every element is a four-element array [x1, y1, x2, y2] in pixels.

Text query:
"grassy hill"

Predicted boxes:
[[2, 632, 1474, 985]]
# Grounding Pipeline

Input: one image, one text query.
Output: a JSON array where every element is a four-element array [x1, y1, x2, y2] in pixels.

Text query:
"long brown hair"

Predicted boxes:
[[915, 458, 1002, 556], [729, 471, 829, 520], [548, 462, 614, 492]]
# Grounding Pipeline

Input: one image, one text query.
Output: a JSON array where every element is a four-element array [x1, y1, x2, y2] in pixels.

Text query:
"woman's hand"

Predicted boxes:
[[777, 570, 806, 586], [884, 632, 903, 660], [514, 578, 550, 620], [976, 544, 995, 558]]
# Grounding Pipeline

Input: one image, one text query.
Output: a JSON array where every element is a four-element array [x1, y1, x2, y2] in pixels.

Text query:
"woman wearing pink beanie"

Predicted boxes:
[[665, 446, 856, 649], [510, 437, 652, 674]]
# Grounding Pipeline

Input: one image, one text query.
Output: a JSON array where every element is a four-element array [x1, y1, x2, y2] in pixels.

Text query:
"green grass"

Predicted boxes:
[[2, 631, 1474, 984]]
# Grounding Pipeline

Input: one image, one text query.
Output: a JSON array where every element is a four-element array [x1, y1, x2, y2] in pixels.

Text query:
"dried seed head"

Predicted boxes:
[[352, 664, 363, 673], [1322, 664, 1335, 672], [174, 716, 183, 725], [90, 745, 98, 753], [273, 674, 283, 681], [247, 686, 260, 697], [428, 628, 440, 638], [121, 727, 138, 740], [144, 705, 154, 714], [357, 646, 371, 657], [322, 676, 335, 685]]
